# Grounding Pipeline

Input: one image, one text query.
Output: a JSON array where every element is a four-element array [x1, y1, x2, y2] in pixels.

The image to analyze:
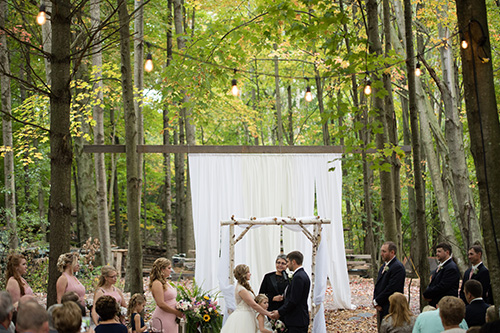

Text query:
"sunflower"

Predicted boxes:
[[203, 314, 210, 322]]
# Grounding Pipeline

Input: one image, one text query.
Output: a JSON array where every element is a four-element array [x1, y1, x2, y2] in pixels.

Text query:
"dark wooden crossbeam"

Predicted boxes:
[[83, 145, 412, 154]]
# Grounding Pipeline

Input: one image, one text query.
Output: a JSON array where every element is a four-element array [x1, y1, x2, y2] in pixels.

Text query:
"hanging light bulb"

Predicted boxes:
[[231, 79, 239, 96], [144, 53, 153, 72], [415, 63, 422, 77], [305, 86, 313, 102], [364, 79, 372, 95], [37, 4, 47, 25], [461, 37, 468, 49]]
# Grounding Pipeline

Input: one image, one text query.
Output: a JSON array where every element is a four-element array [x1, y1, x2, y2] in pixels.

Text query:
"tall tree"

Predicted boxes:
[[118, 0, 143, 294], [47, 0, 73, 307], [0, 0, 17, 249], [456, 0, 500, 309]]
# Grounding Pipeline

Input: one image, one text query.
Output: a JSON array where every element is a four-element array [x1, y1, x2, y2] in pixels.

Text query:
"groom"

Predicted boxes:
[[271, 251, 310, 333]]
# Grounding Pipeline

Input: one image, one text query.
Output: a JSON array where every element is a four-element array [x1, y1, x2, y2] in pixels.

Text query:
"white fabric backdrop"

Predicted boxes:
[[188, 154, 352, 333]]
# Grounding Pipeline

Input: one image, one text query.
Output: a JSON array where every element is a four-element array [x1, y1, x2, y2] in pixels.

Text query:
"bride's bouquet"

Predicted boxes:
[[270, 319, 287, 333], [175, 280, 222, 333]]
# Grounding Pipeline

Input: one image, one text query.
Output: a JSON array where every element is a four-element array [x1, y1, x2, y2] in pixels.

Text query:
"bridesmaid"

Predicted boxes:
[[91, 266, 126, 324], [149, 258, 183, 333], [5, 254, 35, 305], [56, 252, 86, 306]]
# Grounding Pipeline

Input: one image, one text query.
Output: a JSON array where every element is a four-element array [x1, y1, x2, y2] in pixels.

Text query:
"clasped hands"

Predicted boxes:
[[269, 310, 280, 319]]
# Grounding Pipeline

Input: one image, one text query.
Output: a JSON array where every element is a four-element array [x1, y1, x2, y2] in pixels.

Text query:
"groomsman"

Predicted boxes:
[[423, 242, 461, 307], [373, 241, 406, 323], [459, 245, 493, 304], [271, 251, 310, 333]]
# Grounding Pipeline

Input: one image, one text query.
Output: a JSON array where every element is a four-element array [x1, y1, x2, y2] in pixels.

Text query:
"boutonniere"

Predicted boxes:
[[288, 272, 293, 280], [472, 267, 479, 275], [436, 265, 443, 273], [383, 265, 389, 273]]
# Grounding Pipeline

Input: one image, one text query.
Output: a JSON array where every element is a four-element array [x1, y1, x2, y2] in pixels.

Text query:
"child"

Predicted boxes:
[[127, 293, 147, 333], [255, 294, 273, 333]]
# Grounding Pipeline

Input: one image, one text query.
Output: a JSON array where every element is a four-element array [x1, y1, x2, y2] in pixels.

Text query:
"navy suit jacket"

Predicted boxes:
[[373, 257, 406, 318], [423, 258, 460, 307], [465, 298, 489, 327], [277, 267, 310, 329], [459, 263, 493, 304]]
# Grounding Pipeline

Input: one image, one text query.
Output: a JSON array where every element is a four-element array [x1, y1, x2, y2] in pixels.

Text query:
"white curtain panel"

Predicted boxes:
[[188, 153, 351, 332]]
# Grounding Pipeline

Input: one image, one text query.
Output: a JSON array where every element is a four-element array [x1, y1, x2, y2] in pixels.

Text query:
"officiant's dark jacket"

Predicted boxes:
[[459, 263, 493, 304], [278, 267, 310, 331], [373, 257, 405, 319], [259, 272, 290, 311], [423, 258, 460, 307]]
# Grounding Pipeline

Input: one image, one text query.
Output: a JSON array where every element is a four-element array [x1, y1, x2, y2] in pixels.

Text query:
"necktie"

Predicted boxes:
[[469, 268, 474, 280]]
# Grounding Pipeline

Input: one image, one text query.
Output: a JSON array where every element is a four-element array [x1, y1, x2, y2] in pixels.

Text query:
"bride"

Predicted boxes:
[[221, 264, 272, 333]]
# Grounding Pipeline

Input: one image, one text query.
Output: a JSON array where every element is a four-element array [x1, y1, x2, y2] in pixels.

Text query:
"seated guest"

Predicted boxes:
[[16, 300, 50, 333], [380, 292, 415, 333], [480, 320, 500, 332], [485, 305, 499, 323], [94, 296, 127, 333], [61, 292, 87, 317], [438, 296, 466, 332], [52, 302, 82, 333], [466, 327, 481, 333], [412, 304, 468, 332], [258, 254, 290, 311], [463, 280, 489, 327], [0, 292, 14, 333], [47, 304, 62, 333]]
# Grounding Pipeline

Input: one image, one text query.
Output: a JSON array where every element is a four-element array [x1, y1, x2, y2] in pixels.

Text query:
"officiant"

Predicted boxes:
[[258, 254, 291, 311]]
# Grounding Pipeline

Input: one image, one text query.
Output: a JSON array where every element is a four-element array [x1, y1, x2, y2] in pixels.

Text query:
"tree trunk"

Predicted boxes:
[[0, 0, 17, 249], [286, 85, 293, 145], [456, 0, 500, 309], [118, 0, 143, 294], [315, 72, 330, 146], [42, 1, 52, 87], [91, 0, 111, 265], [403, 0, 429, 310], [273, 43, 283, 146], [366, 0, 398, 243], [47, 0, 72, 307], [174, 128, 185, 252]]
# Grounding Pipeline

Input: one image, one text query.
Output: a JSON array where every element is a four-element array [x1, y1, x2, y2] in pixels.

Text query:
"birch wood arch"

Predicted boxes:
[[220, 215, 331, 327]]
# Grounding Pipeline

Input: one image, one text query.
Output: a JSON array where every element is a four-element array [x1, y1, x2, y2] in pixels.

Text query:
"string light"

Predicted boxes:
[[415, 62, 422, 77], [36, 4, 47, 25], [461, 37, 468, 49], [364, 79, 372, 96], [305, 86, 313, 102], [144, 53, 153, 72], [231, 78, 239, 96]]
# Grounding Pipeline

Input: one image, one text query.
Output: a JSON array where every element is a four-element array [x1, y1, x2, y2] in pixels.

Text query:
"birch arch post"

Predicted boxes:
[[220, 215, 331, 327]]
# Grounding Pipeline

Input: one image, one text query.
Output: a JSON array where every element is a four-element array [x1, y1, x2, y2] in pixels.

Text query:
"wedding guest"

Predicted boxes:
[[423, 243, 460, 307], [149, 258, 183, 333], [47, 304, 62, 333], [485, 305, 499, 323], [412, 307, 468, 332], [16, 300, 49, 333], [258, 254, 290, 311], [459, 245, 492, 305], [373, 241, 406, 323], [380, 292, 415, 333], [5, 254, 34, 306], [438, 296, 466, 332], [463, 280, 489, 327], [62, 292, 86, 317], [52, 301, 82, 333], [221, 264, 272, 333], [56, 253, 85, 306], [0, 291, 14, 333], [91, 266, 126, 324], [94, 296, 126, 333]]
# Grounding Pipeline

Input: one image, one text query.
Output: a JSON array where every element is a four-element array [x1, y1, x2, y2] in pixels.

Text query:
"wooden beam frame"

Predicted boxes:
[[83, 144, 412, 154], [221, 216, 331, 328]]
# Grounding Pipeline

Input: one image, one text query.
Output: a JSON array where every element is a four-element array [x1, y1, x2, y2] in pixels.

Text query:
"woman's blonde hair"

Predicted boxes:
[[386, 292, 413, 327], [149, 258, 171, 289], [57, 253, 78, 272], [53, 301, 82, 333], [234, 264, 254, 295], [127, 293, 146, 320], [255, 294, 268, 305], [97, 266, 118, 288]]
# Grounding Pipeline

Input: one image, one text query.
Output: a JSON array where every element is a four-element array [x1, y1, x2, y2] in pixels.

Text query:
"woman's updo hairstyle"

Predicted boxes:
[[57, 253, 78, 272], [234, 264, 254, 295]]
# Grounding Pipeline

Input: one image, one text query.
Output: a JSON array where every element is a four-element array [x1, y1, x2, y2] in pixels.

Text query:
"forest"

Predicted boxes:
[[0, 0, 500, 311]]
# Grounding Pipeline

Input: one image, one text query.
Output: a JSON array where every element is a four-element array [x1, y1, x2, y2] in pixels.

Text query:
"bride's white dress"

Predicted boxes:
[[221, 284, 257, 333]]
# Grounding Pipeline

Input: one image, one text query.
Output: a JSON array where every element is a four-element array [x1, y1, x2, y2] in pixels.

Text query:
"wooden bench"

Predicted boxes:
[[345, 251, 373, 276]]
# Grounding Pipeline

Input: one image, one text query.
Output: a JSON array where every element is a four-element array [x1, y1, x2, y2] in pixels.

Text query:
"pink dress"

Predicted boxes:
[[64, 272, 86, 306], [100, 287, 123, 306], [21, 277, 34, 296], [151, 285, 178, 333]]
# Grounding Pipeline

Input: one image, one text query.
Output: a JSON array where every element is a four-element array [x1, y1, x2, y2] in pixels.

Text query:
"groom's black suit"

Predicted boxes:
[[277, 267, 310, 333]]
